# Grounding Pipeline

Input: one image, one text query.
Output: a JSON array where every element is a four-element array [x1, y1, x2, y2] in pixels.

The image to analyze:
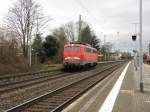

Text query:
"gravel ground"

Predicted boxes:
[[0, 62, 122, 111]]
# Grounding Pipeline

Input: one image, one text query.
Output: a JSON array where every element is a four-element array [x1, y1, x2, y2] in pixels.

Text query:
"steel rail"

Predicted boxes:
[[0, 62, 122, 94], [0, 60, 124, 80], [0, 69, 62, 81], [5, 62, 124, 112], [0, 72, 72, 94]]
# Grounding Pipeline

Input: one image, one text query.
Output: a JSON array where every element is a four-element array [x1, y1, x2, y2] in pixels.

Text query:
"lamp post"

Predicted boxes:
[[139, 0, 144, 92]]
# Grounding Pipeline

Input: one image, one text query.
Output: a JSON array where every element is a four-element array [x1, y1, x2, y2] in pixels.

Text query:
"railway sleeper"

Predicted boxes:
[[23, 108, 50, 112]]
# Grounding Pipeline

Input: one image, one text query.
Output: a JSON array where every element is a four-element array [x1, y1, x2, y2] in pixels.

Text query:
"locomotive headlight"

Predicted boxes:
[[73, 57, 80, 60], [65, 57, 71, 60], [65, 56, 80, 60]]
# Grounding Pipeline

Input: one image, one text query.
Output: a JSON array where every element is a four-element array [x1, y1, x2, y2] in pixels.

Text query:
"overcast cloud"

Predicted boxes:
[[0, 0, 150, 52]]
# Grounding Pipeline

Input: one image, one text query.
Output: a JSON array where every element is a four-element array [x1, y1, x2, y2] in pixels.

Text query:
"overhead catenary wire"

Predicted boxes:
[[73, 0, 99, 24]]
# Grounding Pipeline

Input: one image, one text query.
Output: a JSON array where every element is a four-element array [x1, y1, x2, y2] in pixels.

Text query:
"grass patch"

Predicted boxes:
[[41, 64, 63, 71]]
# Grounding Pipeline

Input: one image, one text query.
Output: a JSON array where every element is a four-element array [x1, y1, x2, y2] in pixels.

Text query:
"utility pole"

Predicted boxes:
[[103, 35, 106, 60], [139, 0, 144, 92], [116, 32, 119, 51], [104, 34, 106, 45], [78, 15, 82, 42], [149, 43, 150, 55]]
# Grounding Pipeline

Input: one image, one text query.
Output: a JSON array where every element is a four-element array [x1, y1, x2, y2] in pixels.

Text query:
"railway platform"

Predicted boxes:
[[112, 63, 150, 112], [62, 62, 150, 112]]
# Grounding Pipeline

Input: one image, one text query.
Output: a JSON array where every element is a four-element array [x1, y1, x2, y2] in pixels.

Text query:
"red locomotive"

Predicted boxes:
[[63, 43, 98, 69]]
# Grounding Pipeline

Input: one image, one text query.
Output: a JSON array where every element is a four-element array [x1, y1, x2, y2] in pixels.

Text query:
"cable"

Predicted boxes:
[[73, 0, 98, 22]]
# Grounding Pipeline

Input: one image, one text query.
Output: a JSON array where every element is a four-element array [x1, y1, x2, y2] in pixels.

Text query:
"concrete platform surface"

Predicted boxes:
[[62, 62, 129, 112], [62, 62, 150, 112], [133, 64, 150, 112], [111, 62, 150, 112]]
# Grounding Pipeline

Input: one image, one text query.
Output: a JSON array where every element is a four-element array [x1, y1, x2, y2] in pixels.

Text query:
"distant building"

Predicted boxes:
[[110, 51, 122, 60]]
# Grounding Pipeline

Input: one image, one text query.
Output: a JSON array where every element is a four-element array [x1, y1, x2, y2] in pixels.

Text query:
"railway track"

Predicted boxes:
[[0, 62, 121, 95], [0, 61, 123, 84], [0, 70, 62, 86], [5, 62, 124, 112], [0, 72, 72, 94]]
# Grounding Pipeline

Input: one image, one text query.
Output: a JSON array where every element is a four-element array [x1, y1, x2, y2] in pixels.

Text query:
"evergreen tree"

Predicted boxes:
[[81, 25, 92, 44], [80, 25, 100, 50], [43, 35, 59, 58], [32, 34, 43, 55], [32, 34, 45, 63], [91, 35, 100, 50]]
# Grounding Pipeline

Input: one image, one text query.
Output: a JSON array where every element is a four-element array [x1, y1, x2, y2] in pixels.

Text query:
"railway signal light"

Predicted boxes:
[[132, 35, 137, 41]]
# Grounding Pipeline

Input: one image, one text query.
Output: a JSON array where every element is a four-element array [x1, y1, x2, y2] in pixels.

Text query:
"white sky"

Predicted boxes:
[[0, 0, 150, 52]]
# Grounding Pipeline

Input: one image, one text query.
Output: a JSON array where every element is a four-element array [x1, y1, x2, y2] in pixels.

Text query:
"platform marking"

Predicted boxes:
[[145, 100, 150, 103], [62, 70, 114, 112], [99, 62, 131, 112], [78, 70, 116, 112], [120, 90, 134, 95], [62, 64, 127, 112]]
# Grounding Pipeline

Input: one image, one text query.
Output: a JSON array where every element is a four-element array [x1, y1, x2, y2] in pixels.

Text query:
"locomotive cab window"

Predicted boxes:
[[85, 47, 91, 53], [74, 47, 80, 52], [65, 47, 71, 52]]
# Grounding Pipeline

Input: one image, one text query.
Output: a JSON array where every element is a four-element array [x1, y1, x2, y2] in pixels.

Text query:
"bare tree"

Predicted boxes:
[[63, 22, 76, 42], [53, 27, 68, 46], [63, 21, 88, 43], [6, 0, 49, 58], [35, 11, 51, 35], [53, 27, 68, 62]]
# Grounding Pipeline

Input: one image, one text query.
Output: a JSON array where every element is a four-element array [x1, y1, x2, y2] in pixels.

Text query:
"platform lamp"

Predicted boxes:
[[131, 0, 143, 92]]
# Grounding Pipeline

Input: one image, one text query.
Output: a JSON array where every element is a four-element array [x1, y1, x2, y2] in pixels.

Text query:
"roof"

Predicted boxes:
[[70, 42, 92, 46]]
